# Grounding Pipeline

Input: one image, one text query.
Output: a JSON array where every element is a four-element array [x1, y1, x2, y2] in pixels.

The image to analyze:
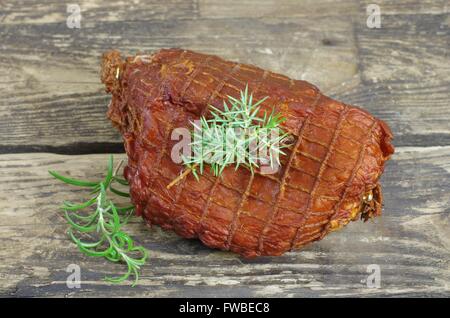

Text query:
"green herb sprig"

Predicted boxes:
[[49, 155, 147, 286], [183, 85, 291, 179]]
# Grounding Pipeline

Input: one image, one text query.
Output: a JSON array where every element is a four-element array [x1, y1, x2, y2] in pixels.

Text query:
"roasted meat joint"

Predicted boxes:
[[101, 49, 394, 258]]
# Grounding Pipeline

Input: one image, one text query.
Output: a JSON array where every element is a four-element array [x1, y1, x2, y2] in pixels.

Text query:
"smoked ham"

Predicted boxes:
[[101, 49, 394, 257]]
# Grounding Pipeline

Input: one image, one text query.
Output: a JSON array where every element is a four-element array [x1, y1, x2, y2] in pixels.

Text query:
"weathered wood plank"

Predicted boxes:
[[1, 1, 449, 152], [354, 13, 449, 84], [1, 3, 449, 152], [328, 12, 450, 146], [0, 17, 357, 85], [0, 151, 448, 297], [200, 0, 449, 18], [358, 0, 449, 15], [0, 0, 198, 25], [1, 20, 449, 151], [199, 0, 359, 18], [0, 16, 358, 151], [329, 80, 450, 147]]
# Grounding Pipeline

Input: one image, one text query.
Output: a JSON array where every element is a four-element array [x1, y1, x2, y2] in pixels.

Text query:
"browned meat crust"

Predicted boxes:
[[102, 49, 394, 257]]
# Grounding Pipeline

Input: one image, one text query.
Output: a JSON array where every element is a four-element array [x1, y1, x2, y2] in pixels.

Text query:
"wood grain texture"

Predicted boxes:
[[0, 15, 356, 150], [358, 0, 449, 15], [0, 0, 449, 297], [0, 0, 198, 24], [331, 11, 450, 147], [0, 152, 448, 297], [200, 0, 449, 18], [1, 0, 449, 151]]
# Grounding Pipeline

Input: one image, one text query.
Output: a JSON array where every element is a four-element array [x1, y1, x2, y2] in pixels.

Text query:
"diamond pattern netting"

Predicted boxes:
[[109, 48, 394, 257]]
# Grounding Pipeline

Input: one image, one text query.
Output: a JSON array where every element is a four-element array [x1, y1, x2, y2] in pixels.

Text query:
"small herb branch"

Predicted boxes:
[[168, 85, 291, 189], [49, 155, 147, 286]]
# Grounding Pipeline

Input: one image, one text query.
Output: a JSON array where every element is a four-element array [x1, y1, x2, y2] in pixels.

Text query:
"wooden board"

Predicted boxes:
[[0, 0, 449, 297], [0, 151, 449, 297]]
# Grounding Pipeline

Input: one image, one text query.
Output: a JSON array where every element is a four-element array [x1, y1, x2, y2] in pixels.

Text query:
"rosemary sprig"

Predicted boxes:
[[182, 85, 291, 179], [49, 155, 148, 286]]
